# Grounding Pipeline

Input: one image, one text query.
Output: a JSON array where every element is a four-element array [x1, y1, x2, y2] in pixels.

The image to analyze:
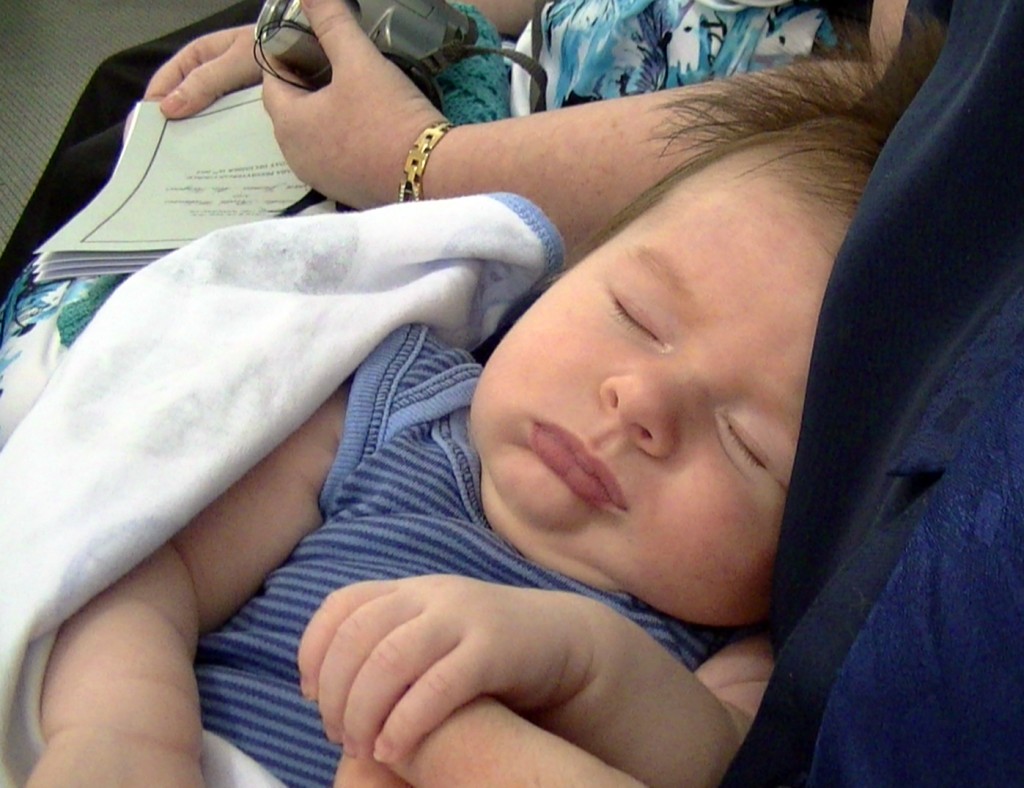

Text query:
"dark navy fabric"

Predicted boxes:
[[808, 285, 1024, 786], [724, 0, 1024, 783]]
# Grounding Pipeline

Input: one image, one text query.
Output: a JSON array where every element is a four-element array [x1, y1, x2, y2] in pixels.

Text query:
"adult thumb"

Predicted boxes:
[[300, 0, 365, 64]]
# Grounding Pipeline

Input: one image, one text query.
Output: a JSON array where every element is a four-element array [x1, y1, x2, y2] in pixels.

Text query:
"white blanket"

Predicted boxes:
[[0, 193, 562, 786]]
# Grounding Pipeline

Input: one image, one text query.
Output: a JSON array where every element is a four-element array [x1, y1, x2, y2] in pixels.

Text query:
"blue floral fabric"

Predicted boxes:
[[532, 0, 832, 108], [0, 272, 123, 446]]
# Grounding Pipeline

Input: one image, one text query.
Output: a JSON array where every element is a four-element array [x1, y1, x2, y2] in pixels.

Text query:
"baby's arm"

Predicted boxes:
[[28, 387, 348, 786], [300, 575, 770, 788], [339, 697, 646, 788]]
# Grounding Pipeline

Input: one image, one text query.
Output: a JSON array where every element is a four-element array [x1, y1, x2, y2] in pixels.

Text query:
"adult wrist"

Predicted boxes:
[[398, 120, 454, 202]]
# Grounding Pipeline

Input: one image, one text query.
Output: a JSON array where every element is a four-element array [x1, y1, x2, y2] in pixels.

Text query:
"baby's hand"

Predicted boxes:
[[298, 576, 598, 765]]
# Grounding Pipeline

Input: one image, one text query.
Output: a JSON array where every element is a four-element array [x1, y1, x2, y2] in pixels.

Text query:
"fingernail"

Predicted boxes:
[[162, 89, 187, 115]]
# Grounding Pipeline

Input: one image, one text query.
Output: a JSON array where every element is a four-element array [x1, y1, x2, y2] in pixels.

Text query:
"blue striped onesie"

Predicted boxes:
[[195, 324, 732, 787]]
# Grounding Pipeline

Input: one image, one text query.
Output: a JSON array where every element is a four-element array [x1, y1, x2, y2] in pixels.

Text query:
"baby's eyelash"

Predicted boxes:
[[726, 421, 766, 470], [612, 298, 658, 341]]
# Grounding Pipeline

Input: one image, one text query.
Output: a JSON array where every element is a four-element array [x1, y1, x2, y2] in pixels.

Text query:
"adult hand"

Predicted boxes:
[[145, 25, 263, 119], [261, 0, 446, 208]]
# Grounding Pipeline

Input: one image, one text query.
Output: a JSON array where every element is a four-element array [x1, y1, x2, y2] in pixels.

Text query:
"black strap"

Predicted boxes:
[[428, 1, 550, 115], [529, 0, 548, 112]]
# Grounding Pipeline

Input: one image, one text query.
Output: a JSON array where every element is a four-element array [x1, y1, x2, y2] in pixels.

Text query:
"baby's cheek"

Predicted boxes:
[[691, 506, 778, 622]]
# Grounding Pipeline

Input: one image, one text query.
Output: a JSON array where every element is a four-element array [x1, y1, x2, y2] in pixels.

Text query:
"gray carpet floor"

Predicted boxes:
[[0, 1, 238, 262]]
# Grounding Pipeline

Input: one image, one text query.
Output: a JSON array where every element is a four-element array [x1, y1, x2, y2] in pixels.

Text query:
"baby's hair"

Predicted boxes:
[[588, 17, 947, 250]]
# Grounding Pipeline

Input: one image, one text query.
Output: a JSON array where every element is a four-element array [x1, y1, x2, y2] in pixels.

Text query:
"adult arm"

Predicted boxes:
[[28, 388, 347, 786], [140, 0, 868, 255], [140, 0, 888, 255], [461, 0, 536, 37], [870, 0, 910, 54], [131, 0, 680, 253], [261, 0, 685, 254]]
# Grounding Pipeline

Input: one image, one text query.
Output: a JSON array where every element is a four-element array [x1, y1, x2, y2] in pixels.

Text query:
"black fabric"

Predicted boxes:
[[0, 0, 263, 299], [827, 0, 871, 25], [722, 0, 1024, 782], [803, 282, 1024, 786]]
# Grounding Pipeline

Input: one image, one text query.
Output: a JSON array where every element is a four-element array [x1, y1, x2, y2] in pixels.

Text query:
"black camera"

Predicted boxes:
[[255, 0, 477, 93]]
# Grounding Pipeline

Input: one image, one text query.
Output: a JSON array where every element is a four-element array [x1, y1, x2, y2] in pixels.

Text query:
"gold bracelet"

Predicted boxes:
[[398, 121, 453, 202]]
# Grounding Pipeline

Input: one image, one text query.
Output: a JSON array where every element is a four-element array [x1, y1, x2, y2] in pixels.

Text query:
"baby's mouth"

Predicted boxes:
[[529, 423, 628, 511]]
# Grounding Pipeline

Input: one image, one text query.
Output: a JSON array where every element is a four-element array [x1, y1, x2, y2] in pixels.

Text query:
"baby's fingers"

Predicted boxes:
[[341, 612, 483, 762], [316, 592, 432, 750], [302, 583, 459, 757], [299, 581, 399, 700]]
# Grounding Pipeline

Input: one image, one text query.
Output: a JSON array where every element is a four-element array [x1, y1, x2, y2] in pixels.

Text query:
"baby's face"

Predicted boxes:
[[470, 154, 843, 626]]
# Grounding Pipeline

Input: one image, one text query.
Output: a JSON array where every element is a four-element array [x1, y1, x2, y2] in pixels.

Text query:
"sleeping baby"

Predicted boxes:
[[27, 30, 938, 786]]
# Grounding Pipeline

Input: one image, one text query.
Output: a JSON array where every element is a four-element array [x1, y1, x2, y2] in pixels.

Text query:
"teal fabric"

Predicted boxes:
[[438, 4, 511, 124], [55, 274, 125, 347]]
